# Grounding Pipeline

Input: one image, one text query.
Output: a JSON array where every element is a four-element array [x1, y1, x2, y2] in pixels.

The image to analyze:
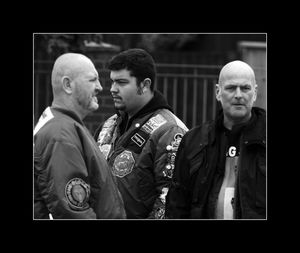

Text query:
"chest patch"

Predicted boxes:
[[131, 133, 145, 147], [112, 150, 135, 178], [141, 114, 167, 134]]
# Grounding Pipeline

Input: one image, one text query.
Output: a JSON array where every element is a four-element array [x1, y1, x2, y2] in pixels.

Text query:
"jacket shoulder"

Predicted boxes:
[[155, 109, 189, 132], [183, 120, 214, 143], [35, 115, 82, 146], [93, 114, 118, 140]]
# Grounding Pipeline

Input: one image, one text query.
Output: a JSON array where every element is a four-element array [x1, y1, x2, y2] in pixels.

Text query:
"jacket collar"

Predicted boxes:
[[51, 106, 84, 126], [211, 107, 266, 145], [118, 90, 173, 130]]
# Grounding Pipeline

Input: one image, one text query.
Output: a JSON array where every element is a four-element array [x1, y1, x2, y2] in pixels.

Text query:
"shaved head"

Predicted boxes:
[[50, 53, 102, 120], [51, 53, 95, 95], [216, 60, 258, 129], [218, 60, 256, 86]]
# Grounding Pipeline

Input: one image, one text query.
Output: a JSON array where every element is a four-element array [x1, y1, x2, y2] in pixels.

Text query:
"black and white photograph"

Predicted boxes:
[[33, 33, 266, 220]]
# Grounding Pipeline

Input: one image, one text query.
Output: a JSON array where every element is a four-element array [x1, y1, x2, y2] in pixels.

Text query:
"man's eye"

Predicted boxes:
[[226, 86, 235, 91], [241, 86, 251, 91]]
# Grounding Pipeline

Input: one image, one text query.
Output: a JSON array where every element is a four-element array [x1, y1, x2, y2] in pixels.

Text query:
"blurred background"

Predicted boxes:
[[34, 33, 266, 133]]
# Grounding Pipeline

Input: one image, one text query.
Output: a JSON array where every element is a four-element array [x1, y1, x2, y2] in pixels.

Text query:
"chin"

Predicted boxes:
[[89, 103, 99, 111], [114, 104, 125, 111]]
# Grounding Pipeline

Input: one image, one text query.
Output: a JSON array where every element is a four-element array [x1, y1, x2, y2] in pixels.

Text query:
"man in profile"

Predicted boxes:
[[34, 53, 126, 219], [94, 48, 188, 219]]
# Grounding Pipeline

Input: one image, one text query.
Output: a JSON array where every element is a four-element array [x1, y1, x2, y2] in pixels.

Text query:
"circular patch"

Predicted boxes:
[[65, 178, 90, 209], [112, 150, 135, 178]]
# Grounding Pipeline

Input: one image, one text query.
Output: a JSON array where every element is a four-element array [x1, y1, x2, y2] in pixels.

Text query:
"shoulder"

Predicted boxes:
[[154, 109, 189, 132], [93, 114, 118, 139], [35, 115, 81, 144], [183, 120, 214, 143]]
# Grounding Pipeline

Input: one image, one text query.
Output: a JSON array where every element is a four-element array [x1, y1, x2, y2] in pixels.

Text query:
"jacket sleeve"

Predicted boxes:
[[147, 126, 187, 219], [165, 134, 192, 219], [35, 140, 97, 219]]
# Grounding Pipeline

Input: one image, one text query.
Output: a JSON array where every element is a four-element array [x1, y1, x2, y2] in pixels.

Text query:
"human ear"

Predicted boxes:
[[62, 76, 73, 94], [142, 78, 151, 92], [253, 84, 258, 102], [215, 84, 221, 101]]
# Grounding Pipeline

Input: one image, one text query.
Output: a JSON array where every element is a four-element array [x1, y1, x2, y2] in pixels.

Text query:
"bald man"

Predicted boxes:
[[34, 53, 126, 219], [166, 60, 266, 219]]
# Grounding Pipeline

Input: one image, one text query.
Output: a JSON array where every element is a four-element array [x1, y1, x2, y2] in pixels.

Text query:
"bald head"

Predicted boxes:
[[51, 53, 95, 95], [218, 60, 256, 86], [216, 60, 258, 129]]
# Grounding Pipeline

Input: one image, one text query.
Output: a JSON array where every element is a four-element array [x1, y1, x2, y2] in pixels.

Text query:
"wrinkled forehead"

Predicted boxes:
[[219, 61, 256, 85]]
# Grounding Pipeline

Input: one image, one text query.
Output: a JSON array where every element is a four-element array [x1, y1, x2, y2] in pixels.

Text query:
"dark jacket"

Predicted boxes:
[[34, 107, 126, 219], [94, 91, 188, 219], [166, 107, 266, 219]]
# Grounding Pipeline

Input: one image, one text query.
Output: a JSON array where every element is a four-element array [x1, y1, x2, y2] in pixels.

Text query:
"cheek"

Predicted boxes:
[[246, 93, 256, 103], [122, 87, 137, 99], [220, 93, 232, 103]]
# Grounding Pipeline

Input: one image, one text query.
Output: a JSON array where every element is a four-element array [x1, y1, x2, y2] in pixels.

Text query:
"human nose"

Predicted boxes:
[[234, 87, 242, 99], [96, 80, 103, 92], [110, 82, 118, 93]]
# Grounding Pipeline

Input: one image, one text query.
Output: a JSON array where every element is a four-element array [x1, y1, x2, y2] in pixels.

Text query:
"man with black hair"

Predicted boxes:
[[94, 48, 188, 219]]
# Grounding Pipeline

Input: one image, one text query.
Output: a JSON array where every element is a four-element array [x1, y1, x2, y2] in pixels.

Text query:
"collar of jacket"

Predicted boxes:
[[211, 107, 266, 147], [51, 106, 84, 126], [117, 90, 173, 131]]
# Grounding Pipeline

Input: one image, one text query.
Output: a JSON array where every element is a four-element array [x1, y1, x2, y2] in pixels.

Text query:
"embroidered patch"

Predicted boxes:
[[163, 133, 184, 178], [112, 150, 135, 178], [141, 114, 167, 134], [99, 144, 112, 160], [131, 133, 145, 147], [65, 178, 90, 209], [97, 114, 118, 145]]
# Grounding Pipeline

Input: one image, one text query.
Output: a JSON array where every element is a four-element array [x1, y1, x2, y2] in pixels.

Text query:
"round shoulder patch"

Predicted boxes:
[[65, 178, 90, 210]]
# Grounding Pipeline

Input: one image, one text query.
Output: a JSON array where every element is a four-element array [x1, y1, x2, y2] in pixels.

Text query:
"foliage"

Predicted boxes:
[[34, 34, 202, 59]]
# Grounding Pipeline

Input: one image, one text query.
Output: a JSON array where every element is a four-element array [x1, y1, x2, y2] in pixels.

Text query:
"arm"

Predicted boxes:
[[165, 134, 192, 218], [35, 141, 97, 219], [147, 126, 187, 219]]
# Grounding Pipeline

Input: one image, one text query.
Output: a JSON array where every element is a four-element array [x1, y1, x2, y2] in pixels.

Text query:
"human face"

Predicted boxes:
[[216, 72, 257, 126], [110, 69, 144, 117], [72, 63, 102, 116]]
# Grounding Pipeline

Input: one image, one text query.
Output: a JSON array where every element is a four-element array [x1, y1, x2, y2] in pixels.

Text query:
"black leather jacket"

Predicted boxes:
[[94, 91, 188, 219], [166, 107, 266, 219]]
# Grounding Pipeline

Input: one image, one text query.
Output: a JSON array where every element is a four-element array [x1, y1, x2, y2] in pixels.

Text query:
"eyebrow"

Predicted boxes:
[[224, 83, 251, 87], [110, 78, 129, 82]]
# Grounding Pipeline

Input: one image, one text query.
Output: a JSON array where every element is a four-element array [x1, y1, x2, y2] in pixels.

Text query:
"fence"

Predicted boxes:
[[155, 63, 221, 128]]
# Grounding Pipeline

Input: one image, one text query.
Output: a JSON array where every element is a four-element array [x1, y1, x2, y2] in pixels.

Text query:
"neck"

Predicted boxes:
[[223, 113, 251, 130], [127, 92, 154, 118], [52, 97, 85, 120]]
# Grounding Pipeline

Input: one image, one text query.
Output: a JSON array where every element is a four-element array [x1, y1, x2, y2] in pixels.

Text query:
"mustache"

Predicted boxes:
[[111, 94, 122, 99]]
